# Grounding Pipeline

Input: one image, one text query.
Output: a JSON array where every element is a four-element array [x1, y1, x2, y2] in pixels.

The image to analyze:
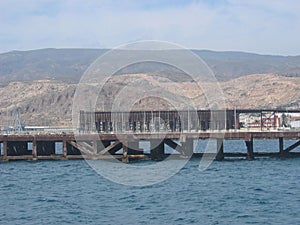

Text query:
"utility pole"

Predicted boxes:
[[234, 105, 237, 131], [13, 109, 23, 133]]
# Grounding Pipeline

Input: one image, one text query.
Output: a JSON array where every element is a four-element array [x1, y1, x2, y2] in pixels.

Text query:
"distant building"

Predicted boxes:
[[290, 114, 300, 128], [291, 121, 300, 128], [280, 113, 300, 128], [239, 113, 281, 129], [246, 116, 280, 129]]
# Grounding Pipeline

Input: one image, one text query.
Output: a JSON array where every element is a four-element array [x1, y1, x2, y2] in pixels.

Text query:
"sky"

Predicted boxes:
[[0, 0, 300, 55]]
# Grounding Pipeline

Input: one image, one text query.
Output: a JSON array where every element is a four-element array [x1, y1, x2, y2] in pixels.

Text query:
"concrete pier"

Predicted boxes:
[[0, 131, 299, 161]]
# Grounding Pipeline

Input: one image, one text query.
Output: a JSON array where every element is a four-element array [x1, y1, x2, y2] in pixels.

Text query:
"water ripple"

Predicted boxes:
[[0, 144, 300, 224]]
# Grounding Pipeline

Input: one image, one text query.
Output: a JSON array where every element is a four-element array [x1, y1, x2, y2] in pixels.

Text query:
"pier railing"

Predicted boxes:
[[79, 110, 235, 133], [79, 109, 300, 133]]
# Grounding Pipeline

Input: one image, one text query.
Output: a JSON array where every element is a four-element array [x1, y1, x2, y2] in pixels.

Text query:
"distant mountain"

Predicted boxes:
[[0, 48, 107, 83], [199, 50, 300, 80], [0, 48, 300, 83]]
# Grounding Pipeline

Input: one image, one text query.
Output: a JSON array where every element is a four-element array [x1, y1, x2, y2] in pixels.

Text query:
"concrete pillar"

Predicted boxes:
[[245, 138, 254, 160], [150, 139, 164, 160], [182, 138, 193, 157], [216, 138, 224, 161], [3, 140, 7, 160], [32, 139, 37, 160], [93, 139, 98, 155], [279, 137, 284, 155], [63, 139, 67, 158], [122, 141, 129, 163]]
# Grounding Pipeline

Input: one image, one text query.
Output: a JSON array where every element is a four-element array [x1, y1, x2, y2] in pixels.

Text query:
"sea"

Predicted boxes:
[[0, 140, 299, 225]]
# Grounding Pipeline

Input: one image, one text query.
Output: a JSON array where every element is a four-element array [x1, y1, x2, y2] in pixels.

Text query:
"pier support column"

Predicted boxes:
[[93, 139, 98, 155], [216, 138, 224, 161], [182, 138, 193, 157], [32, 139, 37, 160], [245, 138, 254, 160], [150, 139, 165, 160], [279, 137, 284, 155], [3, 140, 7, 161], [63, 139, 67, 159], [122, 141, 129, 163]]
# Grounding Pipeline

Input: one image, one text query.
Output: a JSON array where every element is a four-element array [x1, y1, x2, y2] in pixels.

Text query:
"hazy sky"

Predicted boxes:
[[1, 0, 299, 55]]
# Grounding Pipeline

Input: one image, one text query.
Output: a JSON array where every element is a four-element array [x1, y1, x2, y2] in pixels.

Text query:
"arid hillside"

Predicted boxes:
[[0, 80, 76, 126], [0, 73, 299, 126], [223, 74, 300, 109]]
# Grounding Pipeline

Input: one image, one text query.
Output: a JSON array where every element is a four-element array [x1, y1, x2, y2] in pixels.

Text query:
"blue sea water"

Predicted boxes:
[[0, 140, 300, 225]]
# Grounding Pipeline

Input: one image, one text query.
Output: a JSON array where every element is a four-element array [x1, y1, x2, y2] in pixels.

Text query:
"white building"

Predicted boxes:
[[291, 120, 300, 128]]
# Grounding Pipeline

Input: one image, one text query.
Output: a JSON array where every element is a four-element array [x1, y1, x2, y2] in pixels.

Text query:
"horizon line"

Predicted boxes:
[[1, 47, 299, 57]]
